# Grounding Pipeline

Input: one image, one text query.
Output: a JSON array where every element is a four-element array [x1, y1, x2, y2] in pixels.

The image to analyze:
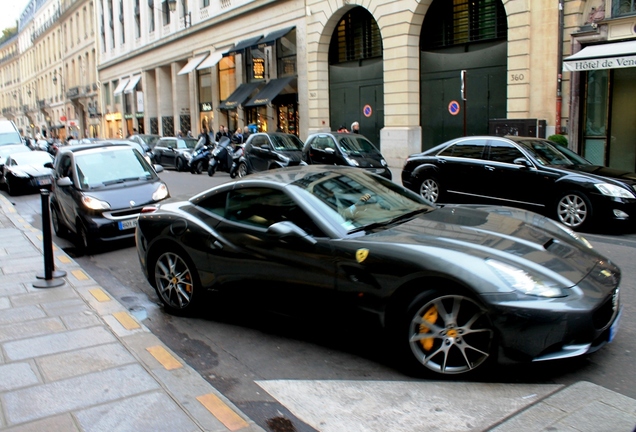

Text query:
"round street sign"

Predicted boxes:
[[448, 101, 460, 116], [363, 104, 373, 118]]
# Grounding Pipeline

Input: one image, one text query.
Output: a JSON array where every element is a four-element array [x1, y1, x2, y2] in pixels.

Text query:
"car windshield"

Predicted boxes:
[[177, 138, 197, 149], [291, 170, 434, 232], [517, 139, 590, 166], [138, 135, 160, 148], [270, 134, 304, 151], [11, 151, 53, 166], [74, 148, 155, 190], [338, 136, 378, 155]]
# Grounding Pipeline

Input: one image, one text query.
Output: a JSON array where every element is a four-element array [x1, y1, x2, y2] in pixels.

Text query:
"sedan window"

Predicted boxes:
[[270, 134, 304, 151], [438, 140, 486, 159], [338, 136, 377, 154], [516, 140, 577, 166], [488, 141, 525, 164]]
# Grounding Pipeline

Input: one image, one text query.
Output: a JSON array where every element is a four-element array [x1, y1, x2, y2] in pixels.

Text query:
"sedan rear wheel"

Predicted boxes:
[[418, 178, 441, 203], [153, 249, 201, 315], [402, 291, 494, 376], [556, 192, 591, 230]]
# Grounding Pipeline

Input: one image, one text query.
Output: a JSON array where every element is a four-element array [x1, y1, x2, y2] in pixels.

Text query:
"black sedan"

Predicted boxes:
[[1, 150, 54, 195], [136, 165, 621, 377], [152, 137, 198, 171], [237, 132, 305, 177], [303, 132, 392, 180], [402, 136, 636, 231]]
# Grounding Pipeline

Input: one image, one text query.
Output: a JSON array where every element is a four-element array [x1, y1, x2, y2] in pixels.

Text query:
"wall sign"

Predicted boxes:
[[448, 100, 460, 116], [363, 104, 372, 117]]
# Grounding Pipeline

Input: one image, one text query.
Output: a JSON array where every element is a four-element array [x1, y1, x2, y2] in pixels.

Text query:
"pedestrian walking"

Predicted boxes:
[[351, 121, 360, 134]]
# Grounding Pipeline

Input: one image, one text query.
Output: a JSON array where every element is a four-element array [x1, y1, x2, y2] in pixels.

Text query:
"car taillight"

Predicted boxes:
[[140, 206, 158, 214]]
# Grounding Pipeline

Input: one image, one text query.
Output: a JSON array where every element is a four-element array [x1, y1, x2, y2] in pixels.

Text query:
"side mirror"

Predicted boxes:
[[44, 162, 54, 169], [267, 221, 317, 245], [324, 147, 335, 154], [57, 177, 73, 187], [260, 144, 270, 151], [513, 157, 532, 168], [153, 164, 164, 173]]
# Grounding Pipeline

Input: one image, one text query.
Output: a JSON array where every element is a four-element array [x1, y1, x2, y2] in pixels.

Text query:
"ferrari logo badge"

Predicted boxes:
[[356, 248, 369, 263]]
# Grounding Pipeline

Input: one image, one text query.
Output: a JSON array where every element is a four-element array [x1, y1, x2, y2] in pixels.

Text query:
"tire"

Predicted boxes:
[[176, 158, 185, 172], [555, 191, 592, 231], [195, 160, 204, 174], [237, 162, 248, 178], [207, 163, 216, 176], [76, 222, 93, 255], [152, 248, 201, 315], [399, 290, 494, 377], [5, 176, 18, 196], [418, 177, 441, 203], [51, 204, 69, 238], [230, 166, 238, 178]]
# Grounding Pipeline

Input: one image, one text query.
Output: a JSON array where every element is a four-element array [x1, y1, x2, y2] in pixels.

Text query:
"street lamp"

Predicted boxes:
[[166, 0, 191, 28]]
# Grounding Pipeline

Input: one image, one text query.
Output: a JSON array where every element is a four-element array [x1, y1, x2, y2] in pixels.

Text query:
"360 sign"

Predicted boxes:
[[510, 73, 525, 82]]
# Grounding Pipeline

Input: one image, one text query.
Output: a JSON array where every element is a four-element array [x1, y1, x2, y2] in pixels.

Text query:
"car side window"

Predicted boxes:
[[488, 141, 525, 164], [57, 155, 73, 178], [224, 187, 324, 236], [439, 140, 486, 159], [313, 136, 334, 150], [252, 136, 268, 148]]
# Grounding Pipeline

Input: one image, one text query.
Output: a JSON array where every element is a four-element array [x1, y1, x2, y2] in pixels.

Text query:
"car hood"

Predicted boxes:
[[280, 150, 303, 163], [82, 180, 165, 209], [553, 164, 636, 185], [348, 151, 385, 168], [360, 205, 604, 287], [9, 165, 52, 177]]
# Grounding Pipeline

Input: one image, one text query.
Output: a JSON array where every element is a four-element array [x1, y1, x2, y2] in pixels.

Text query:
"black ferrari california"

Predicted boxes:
[[136, 165, 621, 376]]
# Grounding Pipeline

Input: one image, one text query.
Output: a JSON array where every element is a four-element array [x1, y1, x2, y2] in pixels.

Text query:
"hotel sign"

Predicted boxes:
[[564, 54, 636, 71]]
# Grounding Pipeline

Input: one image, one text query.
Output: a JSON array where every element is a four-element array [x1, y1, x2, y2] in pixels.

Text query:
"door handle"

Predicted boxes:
[[484, 165, 495, 171]]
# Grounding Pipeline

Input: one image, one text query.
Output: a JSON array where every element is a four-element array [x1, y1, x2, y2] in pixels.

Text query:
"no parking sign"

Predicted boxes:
[[448, 100, 460, 116], [363, 104, 373, 118]]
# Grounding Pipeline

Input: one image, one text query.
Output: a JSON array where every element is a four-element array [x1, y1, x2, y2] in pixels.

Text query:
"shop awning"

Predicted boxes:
[[254, 26, 294, 48], [197, 51, 224, 70], [177, 53, 209, 75], [124, 75, 142, 94], [563, 40, 636, 72], [218, 82, 263, 110], [244, 77, 295, 107], [223, 36, 263, 56], [113, 79, 129, 96]]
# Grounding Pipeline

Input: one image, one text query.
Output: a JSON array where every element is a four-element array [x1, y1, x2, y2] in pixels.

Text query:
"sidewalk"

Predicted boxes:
[[1, 192, 635, 432]]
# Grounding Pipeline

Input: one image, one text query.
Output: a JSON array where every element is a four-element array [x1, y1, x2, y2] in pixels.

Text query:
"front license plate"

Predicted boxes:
[[609, 309, 622, 343], [37, 178, 52, 186], [118, 219, 138, 230]]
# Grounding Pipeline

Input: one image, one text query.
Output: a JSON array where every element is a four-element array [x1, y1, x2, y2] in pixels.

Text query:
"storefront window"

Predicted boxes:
[[583, 69, 609, 166], [613, 0, 636, 17], [246, 47, 266, 82], [198, 69, 212, 105], [277, 104, 298, 135], [277, 28, 297, 77], [219, 55, 236, 102]]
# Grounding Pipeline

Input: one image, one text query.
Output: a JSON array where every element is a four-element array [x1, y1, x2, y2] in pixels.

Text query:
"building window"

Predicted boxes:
[[149, 0, 155, 33], [246, 47, 266, 83], [219, 55, 236, 102], [202, 0, 210, 7], [198, 68, 212, 105], [120, 1, 125, 44], [613, 0, 636, 16], [162, 0, 171, 25], [421, 0, 507, 50], [277, 28, 297, 77], [135, 0, 141, 38], [329, 7, 382, 64]]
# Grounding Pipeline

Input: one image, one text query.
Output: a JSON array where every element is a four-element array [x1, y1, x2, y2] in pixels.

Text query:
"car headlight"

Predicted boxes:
[[81, 195, 111, 211], [380, 159, 388, 167], [183, 152, 193, 160], [345, 157, 359, 167], [486, 259, 565, 298], [152, 183, 169, 201], [594, 183, 635, 199]]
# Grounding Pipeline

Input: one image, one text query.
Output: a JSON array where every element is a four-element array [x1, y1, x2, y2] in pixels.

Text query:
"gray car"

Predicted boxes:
[[152, 137, 198, 171]]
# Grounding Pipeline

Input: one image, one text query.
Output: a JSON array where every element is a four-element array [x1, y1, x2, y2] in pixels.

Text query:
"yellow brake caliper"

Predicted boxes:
[[419, 306, 438, 351]]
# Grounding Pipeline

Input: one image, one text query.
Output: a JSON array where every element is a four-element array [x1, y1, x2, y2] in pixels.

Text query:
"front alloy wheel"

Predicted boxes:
[[419, 178, 440, 203], [406, 293, 493, 375], [154, 251, 198, 314], [556, 192, 590, 230], [238, 162, 248, 178]]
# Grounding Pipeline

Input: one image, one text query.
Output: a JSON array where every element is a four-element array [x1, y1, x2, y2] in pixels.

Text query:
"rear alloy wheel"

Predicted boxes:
[[556, 192, 591, 230], [403, 291, 494, 376], [418, 178, 441, 203], [238, 162, 248, 178], [153, 249, 200, 315]]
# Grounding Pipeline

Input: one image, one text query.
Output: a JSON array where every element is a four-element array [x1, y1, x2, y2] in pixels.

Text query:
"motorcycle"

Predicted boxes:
[[189, 138, 214, 174], [207, 137, 233, 176], [229, 144, 244, 178]]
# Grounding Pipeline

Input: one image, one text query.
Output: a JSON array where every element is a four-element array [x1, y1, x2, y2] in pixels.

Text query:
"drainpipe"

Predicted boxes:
[[556, 0, 565, 134]]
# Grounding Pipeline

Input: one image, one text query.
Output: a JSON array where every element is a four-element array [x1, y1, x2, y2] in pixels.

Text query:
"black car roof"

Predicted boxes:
[[56, 142, 135, 155]]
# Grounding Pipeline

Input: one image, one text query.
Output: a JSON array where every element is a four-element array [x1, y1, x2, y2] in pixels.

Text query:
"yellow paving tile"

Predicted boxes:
[[197, 393, 250, 431], [71, 269, 89, 280], [112, 311, 141, 330], [146, 345, 182, 370], [89, 288, 111, 302], [56, 255, 71, 264]]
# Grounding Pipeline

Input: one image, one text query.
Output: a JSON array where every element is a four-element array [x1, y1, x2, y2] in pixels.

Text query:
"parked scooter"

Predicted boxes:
[[189, 137, 214, 174], [208, 137, 233, 176], [229, 144, 244, 178]]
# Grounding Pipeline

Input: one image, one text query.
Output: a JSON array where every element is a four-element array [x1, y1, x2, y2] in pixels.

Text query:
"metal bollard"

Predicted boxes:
[[33, 188, 66, 288]]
